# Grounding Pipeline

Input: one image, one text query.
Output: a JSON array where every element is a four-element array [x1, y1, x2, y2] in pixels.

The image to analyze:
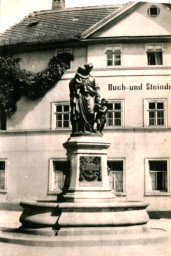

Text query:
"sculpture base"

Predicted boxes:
[[0, 226, 167, 247], [0, 199, 164, 247], [61, 190, 115, 202], [62, 135, 115, 202], [18, 200, 150, 236]]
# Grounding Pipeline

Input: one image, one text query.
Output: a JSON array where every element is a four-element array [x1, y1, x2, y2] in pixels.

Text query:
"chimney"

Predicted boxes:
[[52, 0, 65, 9]]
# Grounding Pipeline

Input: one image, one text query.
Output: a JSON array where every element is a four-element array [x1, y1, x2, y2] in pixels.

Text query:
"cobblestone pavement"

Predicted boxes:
[[0, 211, 171, 256]]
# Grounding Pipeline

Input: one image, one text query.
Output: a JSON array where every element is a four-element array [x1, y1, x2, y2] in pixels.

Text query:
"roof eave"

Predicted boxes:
[[81, 35, 171, 44], [0, 38, 84, 54]]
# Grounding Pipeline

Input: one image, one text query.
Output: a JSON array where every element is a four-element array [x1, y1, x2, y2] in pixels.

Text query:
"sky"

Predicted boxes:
[[0, 0, 170, 33]]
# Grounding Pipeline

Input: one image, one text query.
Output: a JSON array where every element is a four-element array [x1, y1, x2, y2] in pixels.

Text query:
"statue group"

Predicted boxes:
[[69, 63, 108, 134]]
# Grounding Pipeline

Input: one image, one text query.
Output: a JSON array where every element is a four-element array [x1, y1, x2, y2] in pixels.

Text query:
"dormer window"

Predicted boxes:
[[148, 5, 160, 17], [28, 20, 39, 27]]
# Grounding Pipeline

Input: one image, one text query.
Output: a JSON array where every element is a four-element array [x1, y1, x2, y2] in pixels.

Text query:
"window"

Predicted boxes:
[[147, 5, 160, 17], [0, 106, 6, 130], [144, 99, 166, 127], [52, 102, 70, 129], [108, 160, 124, 193], [0, 160, 7, 191], [56, 48, 72, 69], [149, 102, 164, 126], [106, 100, 124, 127], [145, 159, 169, 195], [105, 45, 121, 66], [49, 159, 69, 193], [147, 44, 163, 65]]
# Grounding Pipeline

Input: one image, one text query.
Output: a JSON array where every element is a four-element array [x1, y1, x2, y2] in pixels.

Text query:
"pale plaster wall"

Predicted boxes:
[[95, 75, 171, 128], [106, 131, 171, 211], [0, 133, 69, 201], [13, 46, 87, 73], [0, 130, 170, 210], [7, 72, 171, 130], [88, 43, 171, 68], [7, 78, 70, 130], [13, 50, 56, 72], [72, 47, 87, 70], [95, 3, 171, 37]]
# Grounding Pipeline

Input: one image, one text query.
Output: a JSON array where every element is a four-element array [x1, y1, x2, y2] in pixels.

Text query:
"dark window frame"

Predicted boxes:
[[54, 103, 70, 129], [148, 101, 165, 126], [148, 160, 167, 192], [147, 5, 160, 17], [147, 44, 163, 66], [106, 101, 123, 127], [105, 46, 122, 67], [107, 160, 124, 193], [0, 160, 7, 191]]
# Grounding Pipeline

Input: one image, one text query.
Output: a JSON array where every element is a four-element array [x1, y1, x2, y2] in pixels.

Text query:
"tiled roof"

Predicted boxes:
[[0, 5, 122, 47]]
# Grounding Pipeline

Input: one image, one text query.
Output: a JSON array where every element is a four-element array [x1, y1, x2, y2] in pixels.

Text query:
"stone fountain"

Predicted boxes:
[[0, 64, 167, 246]]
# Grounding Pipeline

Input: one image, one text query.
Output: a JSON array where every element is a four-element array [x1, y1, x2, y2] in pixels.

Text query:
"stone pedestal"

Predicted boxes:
[[62, 134, 115, 202]]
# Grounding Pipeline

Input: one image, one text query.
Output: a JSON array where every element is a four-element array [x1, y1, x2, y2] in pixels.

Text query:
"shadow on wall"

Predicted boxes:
[[8, 96, 43, 129]]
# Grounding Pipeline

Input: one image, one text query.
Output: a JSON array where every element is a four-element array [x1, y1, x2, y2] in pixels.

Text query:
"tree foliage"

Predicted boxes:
[[0, 53, 73, 117]]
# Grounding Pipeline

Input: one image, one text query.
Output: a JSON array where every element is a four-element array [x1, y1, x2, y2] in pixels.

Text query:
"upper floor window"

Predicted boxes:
[[144, 99, 166, 127], [56, 48, 72, 69], [147, 5, 160, 17], [106, 100, 124, 127], [145, 159, 169, 195], [105, 45, 121, 66], [52, 102, 70, 129], [0, 160, 7, 191], [147, 44, 163, 65]]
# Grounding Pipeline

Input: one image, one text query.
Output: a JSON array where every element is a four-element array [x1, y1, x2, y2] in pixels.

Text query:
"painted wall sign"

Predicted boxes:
[[108, 83, 171, 91]]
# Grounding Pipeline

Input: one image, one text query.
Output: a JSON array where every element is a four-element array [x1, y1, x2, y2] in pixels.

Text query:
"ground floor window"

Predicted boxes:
[[0, 160, 7, 191], [145, 159, 169, 194], [49, 159, 68, 193], [108, 160, 124, 193]]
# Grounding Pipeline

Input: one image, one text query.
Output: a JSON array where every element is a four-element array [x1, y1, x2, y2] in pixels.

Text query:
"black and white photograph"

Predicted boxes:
[[0, 0, 171, 255]]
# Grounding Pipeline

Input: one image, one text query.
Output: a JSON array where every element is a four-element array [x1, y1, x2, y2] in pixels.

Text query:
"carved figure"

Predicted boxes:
[[69, 63, 99, 133], [94, 98, 108, 134]]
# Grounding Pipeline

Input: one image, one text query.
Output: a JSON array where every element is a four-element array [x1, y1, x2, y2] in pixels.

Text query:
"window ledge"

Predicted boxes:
[[115, 192, 127, 197], [104, 127, 171, 132], [145, 125, 166, 128], [48, 190, 62, 195], [0, 190, 8, 194], [145, 192, 171, 196], [106, 126, 124, 129]]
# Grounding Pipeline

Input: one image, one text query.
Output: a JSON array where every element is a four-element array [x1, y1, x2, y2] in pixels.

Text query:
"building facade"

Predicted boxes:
[[0, 1, 171, 215]]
